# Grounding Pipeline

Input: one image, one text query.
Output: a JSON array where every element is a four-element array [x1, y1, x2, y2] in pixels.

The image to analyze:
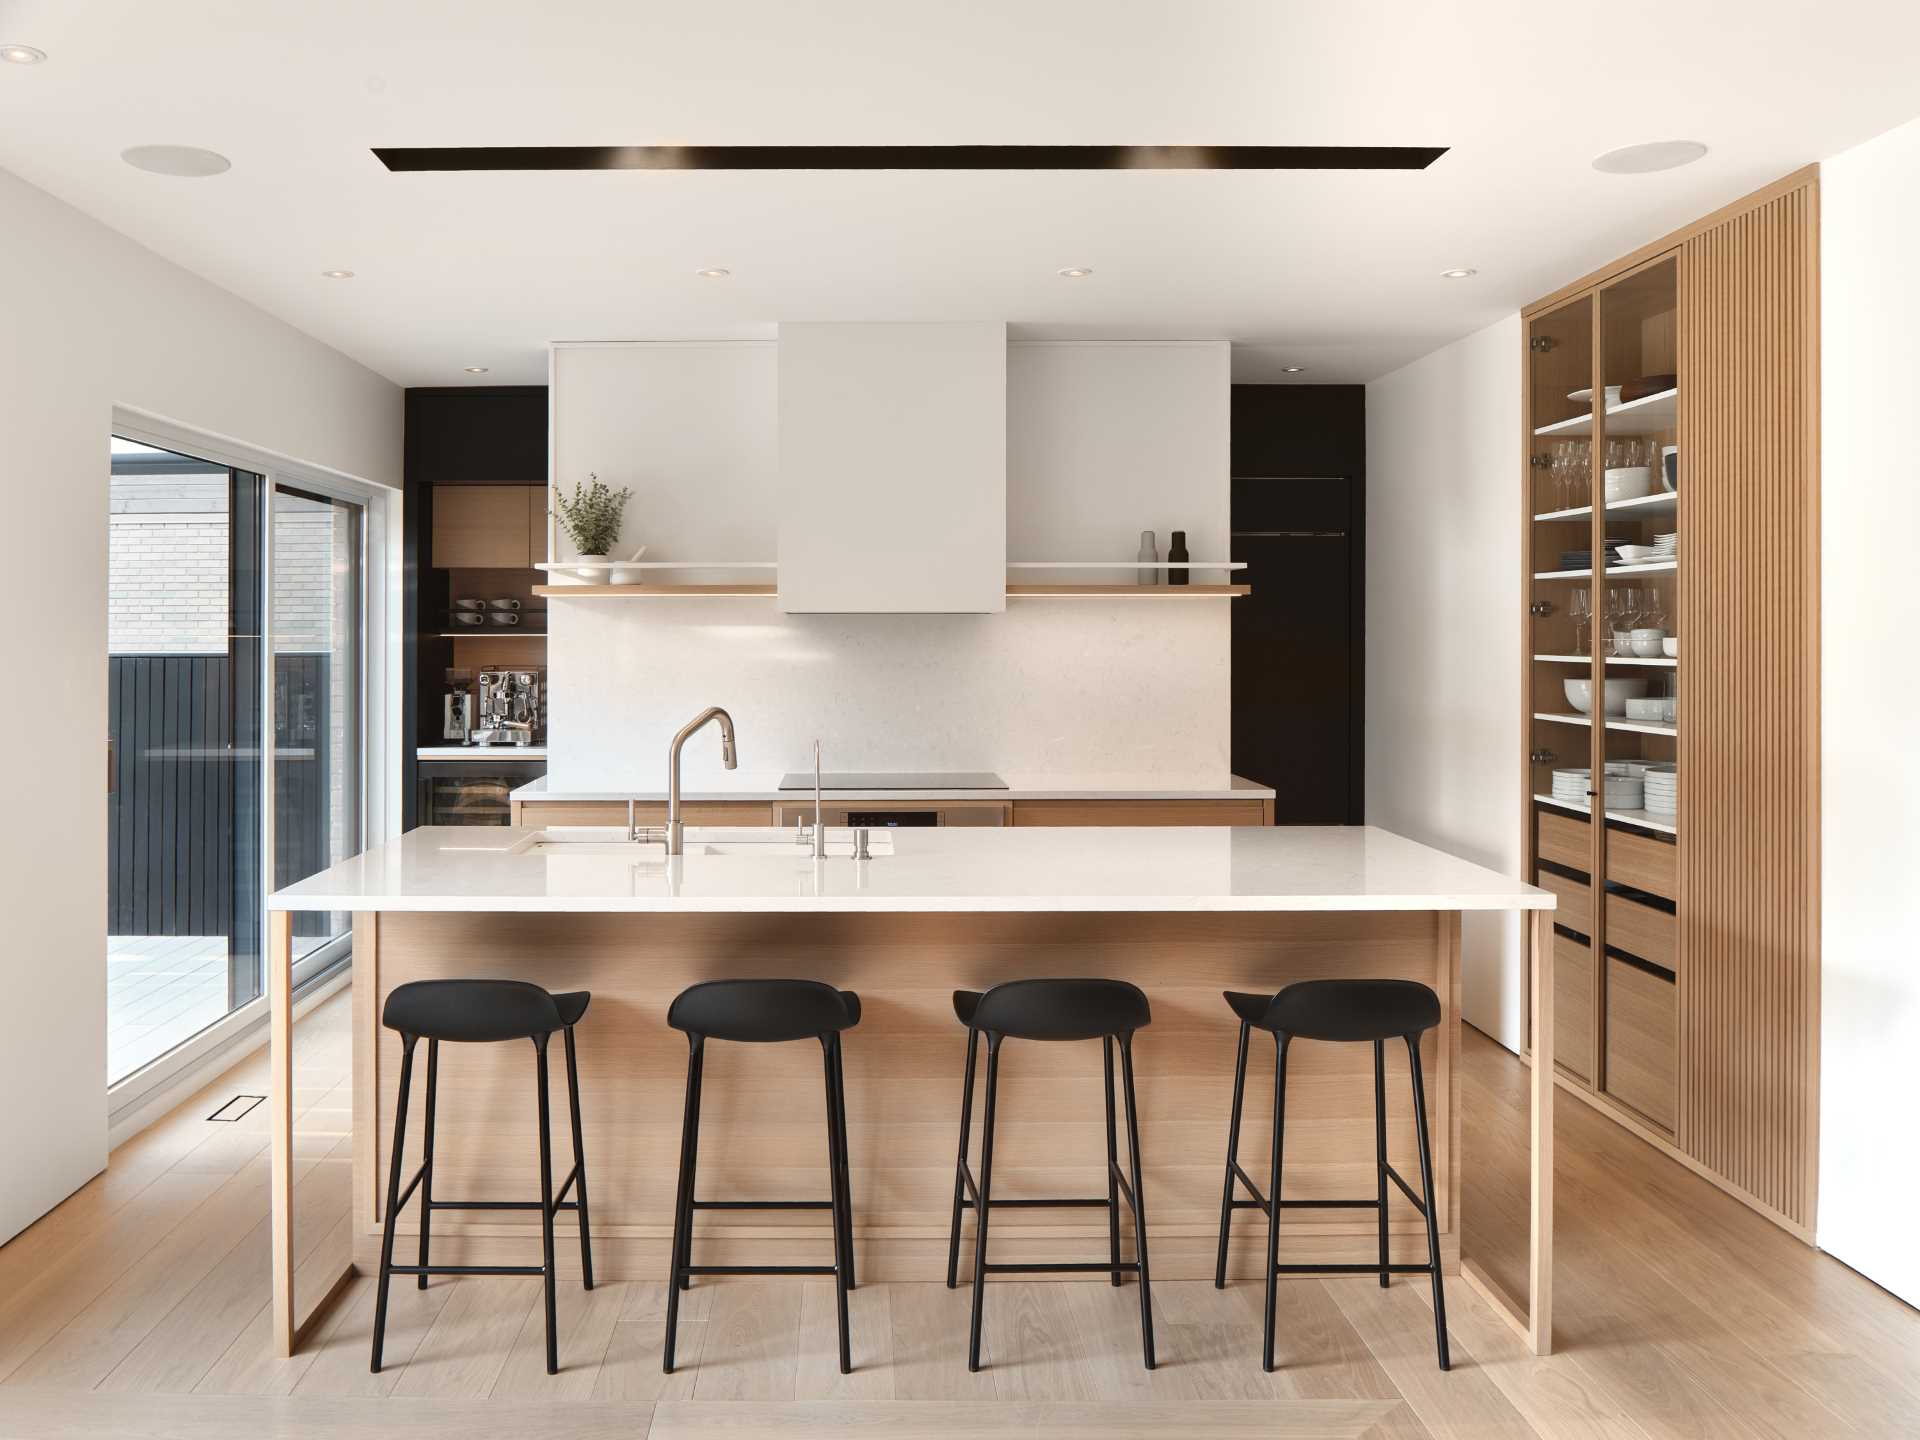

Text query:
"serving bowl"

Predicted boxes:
[[1565, 676, 1650, 716], [1605, 466, 1654, 502]]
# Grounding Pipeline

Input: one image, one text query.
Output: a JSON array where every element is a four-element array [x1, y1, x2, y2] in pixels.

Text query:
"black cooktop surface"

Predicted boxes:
[[776, 771, 1009, 791]]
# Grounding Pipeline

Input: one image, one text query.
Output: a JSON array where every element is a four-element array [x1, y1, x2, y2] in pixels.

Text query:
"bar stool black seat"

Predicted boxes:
[[372, 979, 594, 1377], [946, 978, 1156, 1372], [663, 979, 861, 1376], [1214, 979, 1449, 1372]]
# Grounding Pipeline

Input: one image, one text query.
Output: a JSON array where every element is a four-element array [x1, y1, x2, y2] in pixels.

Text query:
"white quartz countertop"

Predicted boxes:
[[269, 824, 1552, 915], [419, 746, 548, 760], [511, 773, 1275, 803]]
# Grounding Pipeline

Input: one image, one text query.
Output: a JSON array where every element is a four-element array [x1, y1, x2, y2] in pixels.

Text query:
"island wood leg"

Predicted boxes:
[[269, 907, 359, 1356], [270, 909, 295, 1355], [1460, 906, 1555, 1354]]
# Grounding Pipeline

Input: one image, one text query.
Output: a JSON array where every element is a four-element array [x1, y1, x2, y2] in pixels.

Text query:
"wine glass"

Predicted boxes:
[[1568, 588, 1591, 656]]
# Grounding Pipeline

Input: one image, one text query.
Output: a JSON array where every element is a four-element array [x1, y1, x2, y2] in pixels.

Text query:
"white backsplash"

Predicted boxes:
[[544, 599, 1229, 789]]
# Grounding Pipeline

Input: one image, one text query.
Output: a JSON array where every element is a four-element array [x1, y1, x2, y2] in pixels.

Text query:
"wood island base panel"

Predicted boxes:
[[348, 909, 1462, 1284]]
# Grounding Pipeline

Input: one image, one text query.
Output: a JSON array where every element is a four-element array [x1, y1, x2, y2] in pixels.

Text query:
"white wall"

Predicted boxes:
[[1365, 316, 1525, 1045], [545, 340, 1230, 788], [0, 166, 400, 1243], [1817, 121, 1920, 1307]]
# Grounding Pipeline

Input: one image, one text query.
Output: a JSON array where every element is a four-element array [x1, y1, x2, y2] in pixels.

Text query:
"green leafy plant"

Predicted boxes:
[[554, 472, 632, 555]]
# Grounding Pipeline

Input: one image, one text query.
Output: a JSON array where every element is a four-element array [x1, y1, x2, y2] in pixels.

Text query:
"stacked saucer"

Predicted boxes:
[[1551, 765, 1645, 812], [1642, 763, 1677, 818], [1651, 531, 1678, 560]]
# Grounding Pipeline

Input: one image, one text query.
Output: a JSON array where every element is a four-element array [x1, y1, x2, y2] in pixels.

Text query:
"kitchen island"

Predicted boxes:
[[266, 824, 1555, 1358]]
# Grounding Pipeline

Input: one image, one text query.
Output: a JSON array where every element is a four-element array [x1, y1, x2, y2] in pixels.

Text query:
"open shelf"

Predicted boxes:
[[1008, 583, 1249, 597], [1006, 560, 1246, 571], [535, 560, 777, 572], [438, 631, 548, 639], [1606, 717, 1676, 737], [1532, 387, 1677, 438], [533, 584, 778, 597], [1534, 793, 1677, 836]]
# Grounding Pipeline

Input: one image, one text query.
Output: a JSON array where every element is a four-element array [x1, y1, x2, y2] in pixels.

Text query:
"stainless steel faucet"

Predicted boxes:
[[666, 706, 737, 855], [812, 739, 826, 860]]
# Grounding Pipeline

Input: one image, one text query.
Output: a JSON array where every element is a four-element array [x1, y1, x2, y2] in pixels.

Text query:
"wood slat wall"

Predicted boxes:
[[1675, 178, 1820, 1232]]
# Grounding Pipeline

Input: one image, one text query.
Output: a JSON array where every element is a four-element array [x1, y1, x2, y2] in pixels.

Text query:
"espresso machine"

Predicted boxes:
[[473, 668, 544, 746]]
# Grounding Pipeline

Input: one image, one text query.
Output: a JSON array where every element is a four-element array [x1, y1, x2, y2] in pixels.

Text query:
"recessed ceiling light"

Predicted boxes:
[[1, 44, 47, 65], [1057, 266, 1094, 279], [696, 267, 730, 279], [320, 269, 355, 279], [121, 144, 232, 177], [1592, 140, 1709, 175], [463, 366, 490, 374], [1281, 365, 1307, 374], [1440, 267, 1477, 280]]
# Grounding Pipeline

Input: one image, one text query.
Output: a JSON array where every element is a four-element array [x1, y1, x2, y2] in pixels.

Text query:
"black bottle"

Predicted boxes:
[[1167, 530, 1190, 585]]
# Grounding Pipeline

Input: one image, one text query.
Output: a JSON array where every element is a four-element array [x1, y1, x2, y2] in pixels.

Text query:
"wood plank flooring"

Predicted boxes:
[[1, 994, 1915, 1438]]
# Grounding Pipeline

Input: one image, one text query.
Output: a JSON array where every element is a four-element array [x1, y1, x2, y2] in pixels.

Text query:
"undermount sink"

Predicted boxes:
[[511, 827, 893, 859]]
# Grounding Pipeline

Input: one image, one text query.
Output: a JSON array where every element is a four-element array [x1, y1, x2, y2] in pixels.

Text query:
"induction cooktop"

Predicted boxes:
[[776, 771, 1009, 791]]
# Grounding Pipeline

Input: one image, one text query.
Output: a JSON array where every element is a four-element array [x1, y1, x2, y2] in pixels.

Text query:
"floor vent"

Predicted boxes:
[[207, 1094, 265, 1123]]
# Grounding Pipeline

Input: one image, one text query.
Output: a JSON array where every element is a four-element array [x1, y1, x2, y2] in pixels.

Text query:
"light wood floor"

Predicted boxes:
[[1, 991, 1916, 1438]]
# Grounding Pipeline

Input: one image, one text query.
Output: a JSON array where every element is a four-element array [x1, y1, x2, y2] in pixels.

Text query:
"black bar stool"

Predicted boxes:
[[662, 979, 860, 1376], [1213, 979, 1448, 1372], [372, 978, 594, 1377], [945, 978, 1155, 1372]]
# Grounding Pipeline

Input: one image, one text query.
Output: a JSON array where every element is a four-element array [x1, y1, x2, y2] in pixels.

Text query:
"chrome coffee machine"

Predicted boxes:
[[473, 668, 543, 746]]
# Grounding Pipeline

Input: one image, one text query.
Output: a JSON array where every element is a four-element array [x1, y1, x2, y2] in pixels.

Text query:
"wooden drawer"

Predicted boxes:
[[1606, 826, 1676, 901], [1012, 799, 1267, 827], [1537, 809, 1591, 872], [513, 800, 775, 827], [1538, 869, 1592, 937], [1605, 957, 1676, 1132], [1555, 932, 1596, 1085], [1604, 893, 1676, 974]]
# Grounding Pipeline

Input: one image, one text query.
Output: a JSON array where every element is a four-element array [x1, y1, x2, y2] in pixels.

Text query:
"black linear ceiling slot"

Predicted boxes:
[[372, 144, 1449, 173]]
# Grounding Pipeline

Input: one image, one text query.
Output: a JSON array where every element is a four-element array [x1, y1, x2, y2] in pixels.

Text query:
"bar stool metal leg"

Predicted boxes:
[[1261, 1033, 1290, 1373], [417, 1037, 438, 1290], [663, 1035, 703, 1373], [371, 1032, 417, 1373], [1374, 1038, 1389, 1289], [1118, 1032, 1156, 1369], [828, 1034, 855, 1291], [1407, 1034, 1450, 1370], [1103, 1035, 1122, 1288], [563, 1024, 594, 1290], [821, 1035, 852, 1374], [1214, 1018, 1251, 1289], [966, 1033, 1003, 1373], [945, 1027, 979, 1289], [534, 1034, 559, 1375]]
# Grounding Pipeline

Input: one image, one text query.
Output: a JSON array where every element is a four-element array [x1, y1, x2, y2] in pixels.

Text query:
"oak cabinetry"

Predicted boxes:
[[431, 485, 544, 568], [1520, 168, 1819, 1236], [1555, 932, 1596, 1084], [510, 800, 774, 827], [1012, 798, 1269, 827]]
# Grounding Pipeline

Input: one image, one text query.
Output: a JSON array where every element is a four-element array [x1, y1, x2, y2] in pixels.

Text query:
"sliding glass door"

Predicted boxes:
[[106, 442, 366, 1087]]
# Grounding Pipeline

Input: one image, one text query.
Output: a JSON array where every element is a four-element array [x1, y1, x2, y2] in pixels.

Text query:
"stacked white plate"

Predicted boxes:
[[1642, 763, 1677, 818], [1652, 531, 1678, 559], [1551, 765, 1645, 811]]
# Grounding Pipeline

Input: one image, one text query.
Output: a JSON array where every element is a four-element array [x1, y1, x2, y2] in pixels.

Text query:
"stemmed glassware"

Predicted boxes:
[[1569, 587, 1592, 657]]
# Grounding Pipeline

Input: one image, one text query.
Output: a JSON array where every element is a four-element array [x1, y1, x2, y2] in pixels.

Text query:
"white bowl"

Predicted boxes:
[[1615, 545, 1660, 564], [1662, 637, 1678, 658], [1564, 676, 1649, 716], [1630, 627, 1667, 658], [1605, 466, 1654, 502]]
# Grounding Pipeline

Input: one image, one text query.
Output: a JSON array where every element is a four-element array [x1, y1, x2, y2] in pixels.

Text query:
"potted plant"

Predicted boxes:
[[554, 473, 632, 578]]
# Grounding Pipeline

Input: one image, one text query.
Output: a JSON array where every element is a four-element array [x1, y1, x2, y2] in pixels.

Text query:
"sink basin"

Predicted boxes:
[[510, 827, 893, 858]]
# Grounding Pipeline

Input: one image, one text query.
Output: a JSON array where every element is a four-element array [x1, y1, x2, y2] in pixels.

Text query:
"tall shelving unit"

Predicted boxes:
[[1519, 169, 1820, 1239]]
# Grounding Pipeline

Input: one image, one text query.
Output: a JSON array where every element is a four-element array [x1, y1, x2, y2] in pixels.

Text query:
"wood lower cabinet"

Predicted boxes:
[[1555, 932, 1596, 1084], [1521, 166, 1819, 1237], [511, 800, 775, 827], [1605, 957, 1677, 1132], [1012, 798, 1270, 826]]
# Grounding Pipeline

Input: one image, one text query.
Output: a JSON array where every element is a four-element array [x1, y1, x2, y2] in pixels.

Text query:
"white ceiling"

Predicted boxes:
[[3, 0, 1918, 388]]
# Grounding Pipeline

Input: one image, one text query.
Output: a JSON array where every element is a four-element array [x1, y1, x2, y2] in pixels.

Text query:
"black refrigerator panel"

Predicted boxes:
[[1231, 511, 1358, 823]]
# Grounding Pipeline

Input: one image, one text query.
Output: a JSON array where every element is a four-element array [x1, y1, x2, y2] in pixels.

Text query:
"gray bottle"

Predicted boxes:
[[1136, 530, 1158, 585]]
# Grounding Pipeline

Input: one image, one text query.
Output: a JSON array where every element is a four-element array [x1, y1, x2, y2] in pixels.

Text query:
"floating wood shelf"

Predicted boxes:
[[1007, 583, 1250, 597], [533, 584, 777, 597]]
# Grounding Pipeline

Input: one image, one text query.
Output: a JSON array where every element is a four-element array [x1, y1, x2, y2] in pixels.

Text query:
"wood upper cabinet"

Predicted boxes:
[[431, 485, 545, 569]]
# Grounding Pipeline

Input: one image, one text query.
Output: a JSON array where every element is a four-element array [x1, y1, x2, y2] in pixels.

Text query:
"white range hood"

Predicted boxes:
[[777, 321, 1006, 613]]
